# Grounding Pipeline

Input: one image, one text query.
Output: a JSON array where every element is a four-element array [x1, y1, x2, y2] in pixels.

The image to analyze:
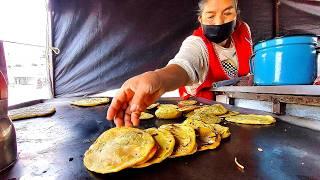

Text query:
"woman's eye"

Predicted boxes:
[[208, 16, 214, 19], [224, 12, 232, 16]]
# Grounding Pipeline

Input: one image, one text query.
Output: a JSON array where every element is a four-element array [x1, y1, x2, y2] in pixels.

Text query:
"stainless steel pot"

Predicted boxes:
[[0, 43, 17, 172], [0, 102, 17, 172]]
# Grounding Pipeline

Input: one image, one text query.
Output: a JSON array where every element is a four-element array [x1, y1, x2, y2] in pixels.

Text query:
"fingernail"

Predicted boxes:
[[115, 120, 120, 127], [125, 122, 132, 127], [133, 121, 138, 127], [106, 114, 113, 120]]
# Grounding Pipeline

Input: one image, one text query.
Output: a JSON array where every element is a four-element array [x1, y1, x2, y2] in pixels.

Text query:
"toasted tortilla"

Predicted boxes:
[[178, 105, 200, 113], [133, 128, 175, 168], [178, 100, 198, 107], [133, 145, 158, 167], [183, 119, 221, 151], [208, 124, 231, 139], [219, 111, 240, 118], [155, 106, 182, 119], [146, 102, 160, 110], [194, 104, 228, 116], [159, 124, 197, 158], [157, 104, 179, 109], [9, 104, 56, 121], [187, 111, 222, 124], [71, 97, 110, 107], [225, 114, 276, 125], [83, 127, 155, 174], [185, 111, 195, 118], [139, 112, 154, 120]]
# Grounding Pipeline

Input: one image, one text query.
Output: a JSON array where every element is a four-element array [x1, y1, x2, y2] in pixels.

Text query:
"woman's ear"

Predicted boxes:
[[198, 16, 202, 24]]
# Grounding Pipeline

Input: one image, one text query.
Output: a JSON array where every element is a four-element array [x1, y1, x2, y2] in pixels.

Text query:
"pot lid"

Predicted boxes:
[[254, 34, 318, 52]]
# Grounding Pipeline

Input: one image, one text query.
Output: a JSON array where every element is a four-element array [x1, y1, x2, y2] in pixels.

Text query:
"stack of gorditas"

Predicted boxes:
[[84, 100, 275, 174]]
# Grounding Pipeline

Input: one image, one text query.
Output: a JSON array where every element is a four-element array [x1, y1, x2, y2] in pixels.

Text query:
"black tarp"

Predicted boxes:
[[51, 0, 199, 97], [280, 0, 320, 35], [51, 0, 319, 97]]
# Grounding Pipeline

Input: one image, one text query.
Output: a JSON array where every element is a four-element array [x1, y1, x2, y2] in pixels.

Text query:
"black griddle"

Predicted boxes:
[[1, 97, 320, 180]]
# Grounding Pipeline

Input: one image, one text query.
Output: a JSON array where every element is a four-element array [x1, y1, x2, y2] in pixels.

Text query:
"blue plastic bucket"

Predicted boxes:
[[251, 35, 319, 85]]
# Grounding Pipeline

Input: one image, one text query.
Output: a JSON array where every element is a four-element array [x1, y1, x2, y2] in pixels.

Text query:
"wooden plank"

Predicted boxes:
[[225, 92, 320, 107], [212, 85, 320, 96]]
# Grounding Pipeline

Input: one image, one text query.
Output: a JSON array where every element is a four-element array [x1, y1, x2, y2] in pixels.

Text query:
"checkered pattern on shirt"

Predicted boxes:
[[221, 60, 238, 78]]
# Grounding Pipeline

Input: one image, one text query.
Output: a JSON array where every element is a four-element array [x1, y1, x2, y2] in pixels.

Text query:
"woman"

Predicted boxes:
[[107, 0, 253, 127]]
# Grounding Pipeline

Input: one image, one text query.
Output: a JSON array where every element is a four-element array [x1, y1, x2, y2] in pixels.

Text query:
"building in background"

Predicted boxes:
[[0, 0, 51, 105]]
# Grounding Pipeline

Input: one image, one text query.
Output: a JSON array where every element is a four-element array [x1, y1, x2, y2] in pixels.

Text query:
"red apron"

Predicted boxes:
[[179, 21, 253, 100]]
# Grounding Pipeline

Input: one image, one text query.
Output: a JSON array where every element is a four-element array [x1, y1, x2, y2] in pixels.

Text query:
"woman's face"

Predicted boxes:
[[199, 0, 237, 25]]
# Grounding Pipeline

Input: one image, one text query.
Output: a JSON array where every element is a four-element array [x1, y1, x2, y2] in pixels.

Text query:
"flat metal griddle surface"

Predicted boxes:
[[1, 97, 320, 179]]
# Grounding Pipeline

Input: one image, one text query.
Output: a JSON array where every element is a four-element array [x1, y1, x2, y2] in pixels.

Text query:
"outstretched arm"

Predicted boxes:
[[106, 64, 189, 127]]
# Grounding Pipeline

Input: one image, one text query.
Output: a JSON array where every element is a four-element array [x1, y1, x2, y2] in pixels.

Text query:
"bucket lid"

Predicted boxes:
[[254, 34, 318, 52]]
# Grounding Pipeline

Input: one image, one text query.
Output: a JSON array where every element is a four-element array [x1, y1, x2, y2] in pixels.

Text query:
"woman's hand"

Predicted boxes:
[[106, 64, 190, 127], [314, 76, 320, 85], [106, 71, 165, 127]]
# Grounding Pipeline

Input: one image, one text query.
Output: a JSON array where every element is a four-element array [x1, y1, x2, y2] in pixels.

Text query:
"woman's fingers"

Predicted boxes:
[[124, 105, 133, 127], [106, 88, 134, 121], [107, 91, 126, 120], [124, 113, 133, 127], [130, 90, 148, 112], [106, 72, 163, 127], [107, 89, 145, 127], [131, 112, 141, 127], [114, 110, 124, 127]]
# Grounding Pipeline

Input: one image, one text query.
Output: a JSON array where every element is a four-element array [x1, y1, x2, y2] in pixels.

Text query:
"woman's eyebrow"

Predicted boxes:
[[223, 6, 234, 11], [205, 5, 234, 14], [205, 11, 215, 14]]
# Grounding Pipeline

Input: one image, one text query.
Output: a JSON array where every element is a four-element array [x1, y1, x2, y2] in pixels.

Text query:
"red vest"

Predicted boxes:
[[179, 21, 253, 100]]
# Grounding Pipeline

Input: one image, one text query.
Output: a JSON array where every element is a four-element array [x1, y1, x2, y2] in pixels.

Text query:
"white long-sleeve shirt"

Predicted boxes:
[[168, 35, 238, 95]]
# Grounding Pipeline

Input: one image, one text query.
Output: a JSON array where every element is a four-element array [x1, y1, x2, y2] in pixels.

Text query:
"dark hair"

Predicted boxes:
[[197, 0, 238, 16]]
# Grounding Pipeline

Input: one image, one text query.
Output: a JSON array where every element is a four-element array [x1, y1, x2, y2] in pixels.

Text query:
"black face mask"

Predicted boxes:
[[202, 20, 236, 43]]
